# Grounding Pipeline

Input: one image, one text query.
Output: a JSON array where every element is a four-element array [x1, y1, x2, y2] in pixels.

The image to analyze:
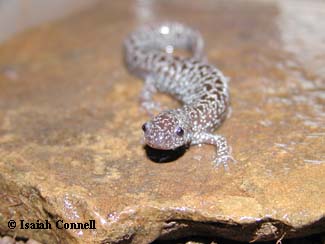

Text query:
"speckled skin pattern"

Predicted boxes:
[[124, 22, 233, 168]]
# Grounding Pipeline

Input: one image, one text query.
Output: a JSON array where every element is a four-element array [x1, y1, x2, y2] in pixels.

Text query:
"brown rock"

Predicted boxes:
[[0, 0, 324, 243], [0, 236, 15, 244]]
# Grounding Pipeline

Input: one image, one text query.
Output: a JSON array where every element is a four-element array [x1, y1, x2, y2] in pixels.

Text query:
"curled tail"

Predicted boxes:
[[123, 22, 205, 77]]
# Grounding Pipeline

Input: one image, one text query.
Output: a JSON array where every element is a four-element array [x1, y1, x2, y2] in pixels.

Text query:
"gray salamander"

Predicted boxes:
[[123, 22, 234, 168]]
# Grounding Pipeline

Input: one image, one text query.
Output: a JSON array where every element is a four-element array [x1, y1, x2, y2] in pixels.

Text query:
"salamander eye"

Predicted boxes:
[[175, 127, 184, 137], [142, 123, 148, 132]]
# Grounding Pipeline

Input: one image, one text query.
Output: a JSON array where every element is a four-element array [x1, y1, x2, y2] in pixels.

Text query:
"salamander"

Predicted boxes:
[[124, 22, 234, 168]]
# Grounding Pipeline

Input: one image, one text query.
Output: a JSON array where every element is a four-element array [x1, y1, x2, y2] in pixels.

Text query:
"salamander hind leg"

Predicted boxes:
[[192, 132, 236, 170]]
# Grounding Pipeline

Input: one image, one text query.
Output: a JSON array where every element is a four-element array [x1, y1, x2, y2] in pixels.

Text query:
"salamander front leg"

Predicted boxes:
[[192, 133, 235, 170], [140, 76, 163, 116]]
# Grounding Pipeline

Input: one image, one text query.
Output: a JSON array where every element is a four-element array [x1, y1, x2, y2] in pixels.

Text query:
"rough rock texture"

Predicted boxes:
[[0, 0, 324, 243]]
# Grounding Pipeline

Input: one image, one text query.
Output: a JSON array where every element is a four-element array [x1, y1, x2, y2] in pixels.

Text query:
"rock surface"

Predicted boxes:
[[0, 0, 324, 243]]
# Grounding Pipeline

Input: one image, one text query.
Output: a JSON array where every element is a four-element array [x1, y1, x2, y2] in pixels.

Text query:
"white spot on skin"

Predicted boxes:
[[160, 25, 170, 35], [165, 45, 174, 54]]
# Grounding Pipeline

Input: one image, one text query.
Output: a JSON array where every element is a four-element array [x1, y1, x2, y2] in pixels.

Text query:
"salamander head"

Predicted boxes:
[[142, 110, 191, 150]]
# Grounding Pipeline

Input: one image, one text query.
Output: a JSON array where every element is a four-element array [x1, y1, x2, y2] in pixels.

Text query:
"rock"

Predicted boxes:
[[0, 0, 324, 243], [26, 239, 42, 244], [0, 236, 15, 244]]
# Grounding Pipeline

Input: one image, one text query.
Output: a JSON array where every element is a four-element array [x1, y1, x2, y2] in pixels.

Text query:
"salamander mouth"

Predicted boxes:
[[144, 144, 187, 163], [145, 140, 174, 150]]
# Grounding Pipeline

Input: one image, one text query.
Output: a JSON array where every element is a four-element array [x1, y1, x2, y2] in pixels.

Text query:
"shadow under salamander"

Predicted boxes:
[[144, 145, 188, 163]]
